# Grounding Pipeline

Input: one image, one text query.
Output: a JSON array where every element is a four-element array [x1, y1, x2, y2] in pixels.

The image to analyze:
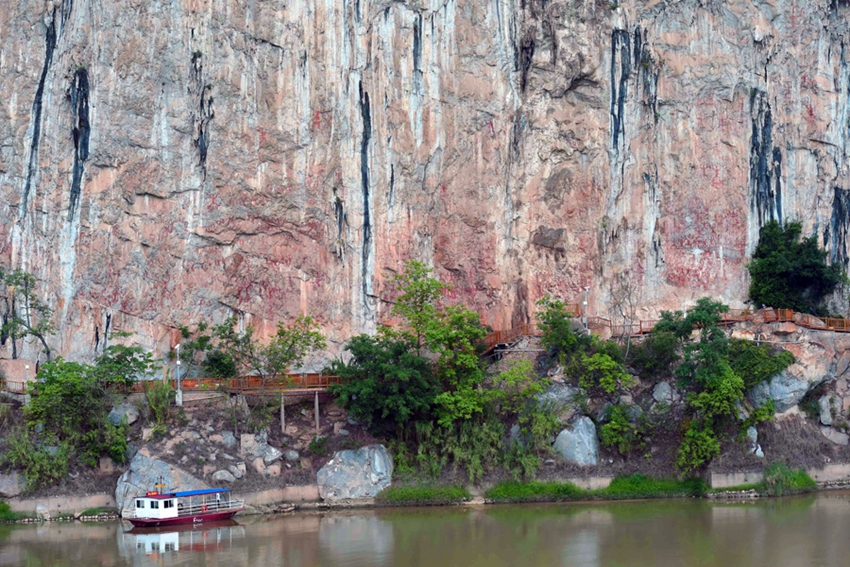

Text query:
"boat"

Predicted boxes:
[[123, 484, 244, 528]]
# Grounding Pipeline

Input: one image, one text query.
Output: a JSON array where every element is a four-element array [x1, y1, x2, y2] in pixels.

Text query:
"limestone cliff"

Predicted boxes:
[[2, 0, 850, 362]]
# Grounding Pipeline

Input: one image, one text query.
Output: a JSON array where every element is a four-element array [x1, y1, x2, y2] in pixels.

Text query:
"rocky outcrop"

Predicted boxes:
[[4, 2, 850, 363], [316, 444, 393, 501], [0, 471, 26, 498], [115, 449, 208, 514], [553, 417, 599, 467], [652, 382, 680, 405], [748, 369, 818, 413], [107, 403, 140, 426]]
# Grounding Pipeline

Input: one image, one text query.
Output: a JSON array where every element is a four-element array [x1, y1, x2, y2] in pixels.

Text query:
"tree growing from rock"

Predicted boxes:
[[0, 268, 55, 361]]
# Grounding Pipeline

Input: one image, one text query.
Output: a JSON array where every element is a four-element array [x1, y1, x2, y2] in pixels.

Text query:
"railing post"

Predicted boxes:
[[314, 391, 320, 434], [280, 392, 285, 434]]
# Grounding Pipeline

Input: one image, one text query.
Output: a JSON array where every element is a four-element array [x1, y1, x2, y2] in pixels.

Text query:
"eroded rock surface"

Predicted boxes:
[[115, 449, 208, 514], [553, 417, 599, 467], [3, 2, 850, 362], [316, 444, 393, 501]]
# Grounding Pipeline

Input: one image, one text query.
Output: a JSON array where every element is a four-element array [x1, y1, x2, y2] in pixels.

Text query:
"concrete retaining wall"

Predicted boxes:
[[9, 493, 117, 515], [711, 463, 850, 489]]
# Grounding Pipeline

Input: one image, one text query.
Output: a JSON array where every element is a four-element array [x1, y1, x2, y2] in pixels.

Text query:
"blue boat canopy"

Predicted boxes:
[[173, 488, 231, 497]]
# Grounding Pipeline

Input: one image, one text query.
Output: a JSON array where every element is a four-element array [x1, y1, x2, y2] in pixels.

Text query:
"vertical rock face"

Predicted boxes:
[[2, 1, 850, 362]]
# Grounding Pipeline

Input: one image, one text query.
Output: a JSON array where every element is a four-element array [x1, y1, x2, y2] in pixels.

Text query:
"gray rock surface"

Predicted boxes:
[[115, 450, 208, 514], [748, 370, 824, 413], [284, 450, 300, 462], [262, 445, 283, 465], [819, 396, 835, 426], [746, 426, 764, 458], [317, 445, 393, 501], [536, 383, 579, 412], [108, 403, 140, 426], [652, 382, 679, 404], [221, 431, 237, 448], [0, 471, 26, 498], [552, 417, 599, 467], [212, 469, 237, 483], [820, 426, 850, 446], [228, 465, 244, 479]]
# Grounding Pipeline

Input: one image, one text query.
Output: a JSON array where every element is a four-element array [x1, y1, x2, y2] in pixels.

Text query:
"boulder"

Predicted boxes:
[[317, 444, 393, 501], [221, 431, 237, 449], [240, 434, 259, 457], [819, 396, 835, 426], [536, 383, 579, 412], [262, 445, 283, 465], [284, 450, 300, 462], [108, 403, 140, 426], [820, 427, 850, 446], [553, 417, 599, 467], [212, 469, 237, 483], [652, 382, 679, 404], [748, 369, 825, 413], [746, 426, 764, 458], [228, 465, 243, 479], [115, 450, 208, 515], [0, 471, 26, 498]]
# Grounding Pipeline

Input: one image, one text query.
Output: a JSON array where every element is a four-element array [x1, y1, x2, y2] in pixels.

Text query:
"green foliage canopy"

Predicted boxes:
[[748, 220, 844, 314]]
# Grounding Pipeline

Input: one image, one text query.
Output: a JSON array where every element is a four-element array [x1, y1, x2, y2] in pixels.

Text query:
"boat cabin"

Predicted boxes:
[[132, 488, 233, 520]]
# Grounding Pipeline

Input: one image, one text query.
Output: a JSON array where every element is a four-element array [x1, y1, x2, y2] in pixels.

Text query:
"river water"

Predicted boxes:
[[2, 493, 850, 566]]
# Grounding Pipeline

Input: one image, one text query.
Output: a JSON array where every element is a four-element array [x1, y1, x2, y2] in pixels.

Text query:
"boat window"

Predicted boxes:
[[150, 501, 159, 509], [164, 500, 173, 508], [136, 500, 144, 508]]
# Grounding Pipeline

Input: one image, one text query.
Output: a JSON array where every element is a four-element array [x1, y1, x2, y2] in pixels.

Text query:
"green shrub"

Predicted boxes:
[[629, 330, 680, 379], [2, 429, 70, 491], [762, 462, 817, 496], [577, 352, 633, 394], [748, 220, 844, 315], [599, 405, 640, 454], [143, 380, 175, 437], [729, 339, 795, 390], [0, 500, 19, 522], [799, 383, 828, 421], [485, 480, 586, 502], [676, 421, 721, 473], [201, 349, 237, 378], [377, 485, 471, 505], [308, 436, 329, 455]]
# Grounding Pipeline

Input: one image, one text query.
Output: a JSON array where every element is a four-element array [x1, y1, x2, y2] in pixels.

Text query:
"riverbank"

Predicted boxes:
[[6, 460, 850, 524]]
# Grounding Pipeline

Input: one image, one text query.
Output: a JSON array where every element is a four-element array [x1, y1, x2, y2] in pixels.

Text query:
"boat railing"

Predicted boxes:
[[123, 499, 244, 519]]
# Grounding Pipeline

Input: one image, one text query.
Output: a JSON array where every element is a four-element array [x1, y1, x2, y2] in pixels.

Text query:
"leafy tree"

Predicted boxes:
[[93, 333, 158, 392], [676, 421, 721, 473], [578, 352, 633, 395], [0, 269, 55, 360], [628, 330, 680, 379], [748, 220, 844, 314], [600, 405, 641, 455], [390, 261, 446, 353], [536, 295, 591, 361], [327, 330, 438, 439], [201, 350, 237, 378]]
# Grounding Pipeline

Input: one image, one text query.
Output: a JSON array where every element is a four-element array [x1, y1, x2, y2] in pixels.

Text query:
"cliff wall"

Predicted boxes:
[[2, 0, 850, 362]]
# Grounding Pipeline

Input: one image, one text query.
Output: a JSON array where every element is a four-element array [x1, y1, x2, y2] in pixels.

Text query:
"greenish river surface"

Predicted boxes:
[[3, 493, 850, 566]]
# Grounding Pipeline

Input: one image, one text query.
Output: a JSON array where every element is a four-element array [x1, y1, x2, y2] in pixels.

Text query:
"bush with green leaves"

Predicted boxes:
[[728, 339, 795, 390], [327, 330, 437, 439], [762, 462, 817, 496], [143, 380, 176, 438], [629, 330, 680, 379], [599, 405, 641, 455], [748, 220, 844, 315], [92, 334, 158, 392], [536, 295, 592, 362], [676, 420, 721, 473], [2, 429, 71, 491]]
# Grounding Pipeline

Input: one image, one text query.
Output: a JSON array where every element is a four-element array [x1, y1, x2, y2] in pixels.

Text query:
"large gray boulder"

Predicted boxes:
[[652, 382, 680, 404], [317, 445, 393, 501], [748, 369, 824, 413], [536, 383, 579, 412], [819, 396, 836, 426], [553, 417, 599, 467], [115, 450, 208, 515], [212, 469, 237, 483], [0, 471, 26, 498], [108, 403, 140, 426]]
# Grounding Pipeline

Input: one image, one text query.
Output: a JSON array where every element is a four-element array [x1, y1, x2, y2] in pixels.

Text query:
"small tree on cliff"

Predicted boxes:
[[748, 220, 844, 315], [0, 268, 55, 361]]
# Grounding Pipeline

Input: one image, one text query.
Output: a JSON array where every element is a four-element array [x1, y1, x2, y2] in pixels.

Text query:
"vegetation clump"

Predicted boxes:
[[748, 220, 844, 315], [485, 474, 706, 503], [761, 462, 817, 496]]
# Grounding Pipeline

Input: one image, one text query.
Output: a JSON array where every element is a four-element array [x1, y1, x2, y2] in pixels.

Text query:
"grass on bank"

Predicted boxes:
[[485, 474, 706, 503], [376, 486, 472, 506], [79, 507, 118, 517], [485, 466, 818, 503], [0, 500, 31, 523]]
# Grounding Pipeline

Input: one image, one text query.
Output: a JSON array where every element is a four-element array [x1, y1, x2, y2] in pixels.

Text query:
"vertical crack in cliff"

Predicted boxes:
[[749, 90, 783, 228], [519, 32, 535, 93], [67, 67, 90, 222], [191, 52, 214, 177], [20, 9, 58, 220], [829, 187, 850, 269], [610, 29, 631, 154], [332, 187, 347, 262], [359, 81, 374, 322]]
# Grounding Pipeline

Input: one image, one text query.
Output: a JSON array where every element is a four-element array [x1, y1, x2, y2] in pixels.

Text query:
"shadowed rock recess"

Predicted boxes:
[[3, 1, 850, 361]]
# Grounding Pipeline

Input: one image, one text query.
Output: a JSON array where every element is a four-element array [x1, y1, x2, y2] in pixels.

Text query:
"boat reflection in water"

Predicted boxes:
[[119, 520, 245, 564]]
